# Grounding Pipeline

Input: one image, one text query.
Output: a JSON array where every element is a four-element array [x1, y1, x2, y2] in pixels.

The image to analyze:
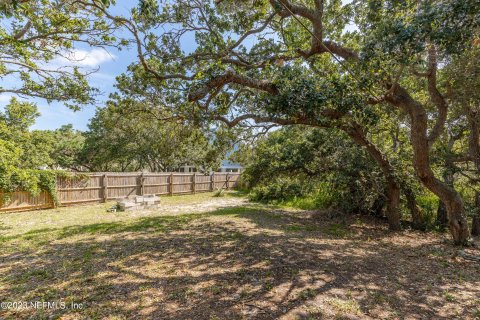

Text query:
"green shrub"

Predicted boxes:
[[249, 178, 306, 202], [239, 126, 385, 213], [213, 188, 225, 197], [416, 193, 439, 226], [249, 178, 337, 210], [0, 169, 88, 206], [283, 182, 335, 210]]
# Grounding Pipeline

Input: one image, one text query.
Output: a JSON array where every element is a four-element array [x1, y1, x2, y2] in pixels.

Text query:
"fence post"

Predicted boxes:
[[169, 173, 173, 196], [211, 172, 215, 191], [103, 174, 108, 202], [192, 172, 196, 194], [54, 176, 60, 208], [140, 172, 144, 196]]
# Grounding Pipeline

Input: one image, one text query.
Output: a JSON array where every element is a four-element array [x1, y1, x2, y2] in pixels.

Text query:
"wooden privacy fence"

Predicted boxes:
[[0, 172, 240, 213]]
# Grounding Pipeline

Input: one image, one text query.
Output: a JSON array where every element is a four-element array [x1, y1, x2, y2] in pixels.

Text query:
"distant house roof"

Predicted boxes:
[[220, 160, 243, 169]]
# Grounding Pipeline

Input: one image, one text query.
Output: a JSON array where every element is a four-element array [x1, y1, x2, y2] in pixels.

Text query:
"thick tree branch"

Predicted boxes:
[[426, 46, 448, 145], [13, 20, 32, 40], [271, 0, 316, 21], [188, 71, 278, 102]]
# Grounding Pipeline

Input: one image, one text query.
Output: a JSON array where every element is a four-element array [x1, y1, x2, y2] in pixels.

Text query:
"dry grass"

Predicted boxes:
[[0, 191, 479, 319]]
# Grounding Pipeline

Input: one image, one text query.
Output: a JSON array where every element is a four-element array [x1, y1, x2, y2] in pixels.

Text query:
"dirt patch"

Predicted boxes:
[[152, 196, 248, 215]]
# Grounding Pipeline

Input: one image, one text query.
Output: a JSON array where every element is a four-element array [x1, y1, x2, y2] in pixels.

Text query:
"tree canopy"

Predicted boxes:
[[80, 98, 231, 172], [0, 0, 118, 109]]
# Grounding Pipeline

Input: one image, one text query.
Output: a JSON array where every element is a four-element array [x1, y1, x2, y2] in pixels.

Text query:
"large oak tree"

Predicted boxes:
[[99, 0, 478, 244]]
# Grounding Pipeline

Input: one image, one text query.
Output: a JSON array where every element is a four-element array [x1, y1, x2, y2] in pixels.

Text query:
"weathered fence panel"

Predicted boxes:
[[0, 191, 53, 212], [143, 173, 170, 196], [0, 172, 240, 213], [57, 174, 103, 205]]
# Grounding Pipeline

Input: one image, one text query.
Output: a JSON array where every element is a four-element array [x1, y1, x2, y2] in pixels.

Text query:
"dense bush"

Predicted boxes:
[[237, 126, 385, 213], [415, 193, 440, 227], [249, 178, 306, 202]]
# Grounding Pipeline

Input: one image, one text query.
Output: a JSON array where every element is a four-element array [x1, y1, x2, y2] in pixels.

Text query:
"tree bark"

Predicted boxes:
[[385, 181, 402, 230], [472, 191, 480, 236], [404, 188, 426, 230], [436, 200, 448, 230], [467, 109, 480, 236], [437, 157, 455, 231], [341, 122, 402, 230], [386, 87, 470, 244]]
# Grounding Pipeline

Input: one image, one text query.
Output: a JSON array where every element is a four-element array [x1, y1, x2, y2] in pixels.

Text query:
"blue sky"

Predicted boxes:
[[30, 47, 135, 131], [30, 2, 138, 131], [21, 1, 230, 131]]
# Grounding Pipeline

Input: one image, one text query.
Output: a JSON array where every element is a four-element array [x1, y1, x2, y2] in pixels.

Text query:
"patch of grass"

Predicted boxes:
[[278, 182, 335, 210], [298, 288, 317, 300], [443, 290, 456, 302], [327, 297, 361, 315], [205, 284, 225, 295], [282, 222, 351, 238], [1, 191, 479, 319], [371, 291, 387, 304], [324, 223, 350, 238], [21, 269, 50, 280], [303, 307, 324, 320], [213, 188, 225, 197], [473, 308, 480, 319], [209, 205, 268, 217], [264, 281, 274, 291], [167, 289, 186, 300], [441, 260, 450, 268], [0, 191, 240, 232], [282, 196, 321, 210], [160, 191, 241, 205], [283, 223, 322, 232], [0, 195, 263, 253], [238, 288, 254, 299]]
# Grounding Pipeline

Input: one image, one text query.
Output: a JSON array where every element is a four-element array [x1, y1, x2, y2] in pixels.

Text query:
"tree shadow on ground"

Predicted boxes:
[[1, 205, 479, 319]]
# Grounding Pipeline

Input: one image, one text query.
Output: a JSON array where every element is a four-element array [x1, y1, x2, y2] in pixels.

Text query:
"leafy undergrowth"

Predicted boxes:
[[0, 192, 479, 319]]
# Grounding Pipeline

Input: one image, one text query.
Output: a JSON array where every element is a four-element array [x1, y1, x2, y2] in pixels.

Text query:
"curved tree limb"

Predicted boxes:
[[187, 71, 278, 102], [426, 46, 449, 146]]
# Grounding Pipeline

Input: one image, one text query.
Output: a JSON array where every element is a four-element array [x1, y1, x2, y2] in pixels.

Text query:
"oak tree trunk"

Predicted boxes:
[[385, 181, 402, 231], [436, 167, 453, 230], [471, 215, 480, 236], [404, 188, 426, 230], [387, 88, 469, 245], [472, 191, 480, 236], [436, 200, 448, 230], [342, 123, 402, 230]]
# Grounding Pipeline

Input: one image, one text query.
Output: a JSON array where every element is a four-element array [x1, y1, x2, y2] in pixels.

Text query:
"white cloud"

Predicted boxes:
[[0, 94, 14, 103], [56, 48, 116, 68]]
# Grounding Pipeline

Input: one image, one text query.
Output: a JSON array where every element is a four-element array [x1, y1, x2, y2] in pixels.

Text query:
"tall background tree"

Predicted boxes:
[[0, 0, 119, 195], [80, 98, 231, 172]]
